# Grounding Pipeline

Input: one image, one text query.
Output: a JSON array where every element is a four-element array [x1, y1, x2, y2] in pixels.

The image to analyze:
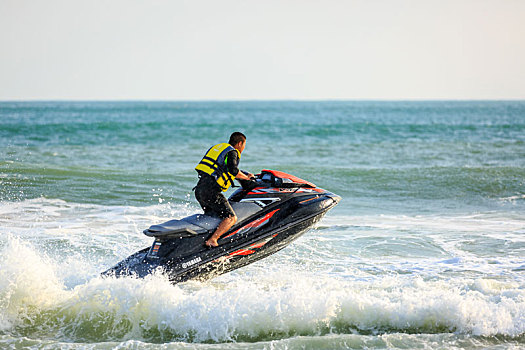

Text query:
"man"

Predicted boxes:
[[194, 132, 254, 247]]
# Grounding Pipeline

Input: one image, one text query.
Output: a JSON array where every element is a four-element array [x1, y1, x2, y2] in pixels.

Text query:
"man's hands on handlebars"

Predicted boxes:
[[236, 171, 255, 181]]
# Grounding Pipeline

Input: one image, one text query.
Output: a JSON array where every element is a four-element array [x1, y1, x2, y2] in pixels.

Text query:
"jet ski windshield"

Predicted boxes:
[[236, 169, 317, 193], [257, 169, 316, 188]]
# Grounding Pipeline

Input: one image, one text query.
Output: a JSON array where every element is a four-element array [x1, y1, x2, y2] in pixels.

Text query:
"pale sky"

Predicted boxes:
[[1, 0, 524, 100]]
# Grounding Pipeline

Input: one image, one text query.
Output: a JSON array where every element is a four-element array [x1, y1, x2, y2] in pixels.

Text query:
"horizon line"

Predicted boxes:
[[1, 98, 525, 103]]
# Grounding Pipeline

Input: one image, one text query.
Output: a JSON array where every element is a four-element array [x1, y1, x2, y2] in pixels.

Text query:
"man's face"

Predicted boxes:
[[236, 140, 246, 153]]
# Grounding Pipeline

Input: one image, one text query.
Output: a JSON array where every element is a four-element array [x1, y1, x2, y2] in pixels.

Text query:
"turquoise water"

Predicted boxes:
[[1, 101, 524, 349]]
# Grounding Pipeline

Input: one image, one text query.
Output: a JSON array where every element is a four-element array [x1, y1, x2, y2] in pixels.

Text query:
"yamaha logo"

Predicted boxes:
[[182, 257, 202, 269]]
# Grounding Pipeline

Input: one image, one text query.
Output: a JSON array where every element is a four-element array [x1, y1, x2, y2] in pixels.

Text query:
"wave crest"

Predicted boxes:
[[1, 238, 524, 344]]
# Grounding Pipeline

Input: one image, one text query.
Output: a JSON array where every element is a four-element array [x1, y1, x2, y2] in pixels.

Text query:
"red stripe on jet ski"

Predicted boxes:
[[229, 249, 255, 256], [247, 187, 266, 195], [223, 209, 280, 239]]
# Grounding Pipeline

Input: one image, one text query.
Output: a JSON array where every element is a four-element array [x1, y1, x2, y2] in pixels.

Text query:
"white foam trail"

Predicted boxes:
[[0, 235, 524, 342], [1, 199, 524, 344]]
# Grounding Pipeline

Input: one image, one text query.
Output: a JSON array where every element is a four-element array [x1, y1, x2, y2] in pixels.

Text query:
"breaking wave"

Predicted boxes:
[[1, 235, 524, 344]]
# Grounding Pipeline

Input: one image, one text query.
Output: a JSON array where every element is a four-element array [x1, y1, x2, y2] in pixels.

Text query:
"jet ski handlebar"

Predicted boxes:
[[238, 169, 316, 191]]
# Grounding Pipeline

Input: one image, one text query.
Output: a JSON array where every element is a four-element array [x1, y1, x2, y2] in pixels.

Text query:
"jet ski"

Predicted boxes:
[[102, 170, 340, 283]]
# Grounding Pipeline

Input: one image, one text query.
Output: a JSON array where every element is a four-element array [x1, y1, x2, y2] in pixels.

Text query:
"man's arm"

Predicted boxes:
[[226, 150, 253, 180]]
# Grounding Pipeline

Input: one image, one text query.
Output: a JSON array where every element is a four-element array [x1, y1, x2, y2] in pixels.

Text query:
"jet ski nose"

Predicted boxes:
[[324, 193, 341, 210], [330, 193, 342, 204]]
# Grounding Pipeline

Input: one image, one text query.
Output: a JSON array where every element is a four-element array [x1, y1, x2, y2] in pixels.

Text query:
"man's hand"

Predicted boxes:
[[236, 171, 254, 181]]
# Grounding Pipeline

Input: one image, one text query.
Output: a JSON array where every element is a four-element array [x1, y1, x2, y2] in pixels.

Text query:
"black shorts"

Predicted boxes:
[[194, 174, 236, 219]]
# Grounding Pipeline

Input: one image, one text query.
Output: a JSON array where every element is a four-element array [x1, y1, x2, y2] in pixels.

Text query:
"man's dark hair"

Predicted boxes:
[[229, 132, 246, 146]]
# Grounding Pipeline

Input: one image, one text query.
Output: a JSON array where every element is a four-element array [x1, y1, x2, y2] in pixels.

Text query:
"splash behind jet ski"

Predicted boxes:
[[102, 170, 340, 283]]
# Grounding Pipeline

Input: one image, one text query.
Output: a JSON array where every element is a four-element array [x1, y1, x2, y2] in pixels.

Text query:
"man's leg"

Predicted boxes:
[[205, 214, 237, 247], [196, 179, 237, 247]]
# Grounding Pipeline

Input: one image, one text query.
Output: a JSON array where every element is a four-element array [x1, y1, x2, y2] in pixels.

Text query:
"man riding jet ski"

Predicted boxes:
[[194, 132, 253, 247], [102, 169, 340, 283]]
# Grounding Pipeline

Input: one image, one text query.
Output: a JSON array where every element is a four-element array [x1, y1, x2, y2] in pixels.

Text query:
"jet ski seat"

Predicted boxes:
[[144, 202, 261, 238]]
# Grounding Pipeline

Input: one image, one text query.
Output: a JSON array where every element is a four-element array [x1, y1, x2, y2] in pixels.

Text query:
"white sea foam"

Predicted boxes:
[[500, 194, 525, 202], [0, 236, 67, 330], [0, 235, 524, 343], [324, 213, 525, 235], [1, 199, 524, 344], [0, 197, 197, 237]]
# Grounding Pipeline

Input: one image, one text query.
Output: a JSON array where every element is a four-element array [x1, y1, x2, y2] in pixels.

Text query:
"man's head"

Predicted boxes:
[[229, 132, 247, 153]]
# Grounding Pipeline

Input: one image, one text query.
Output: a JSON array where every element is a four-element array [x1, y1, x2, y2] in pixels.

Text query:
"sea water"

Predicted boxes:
[[0, 101, 524, 349]]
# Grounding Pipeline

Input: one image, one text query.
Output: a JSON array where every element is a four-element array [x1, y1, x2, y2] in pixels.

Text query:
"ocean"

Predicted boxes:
[[1, 101, 524, 349]]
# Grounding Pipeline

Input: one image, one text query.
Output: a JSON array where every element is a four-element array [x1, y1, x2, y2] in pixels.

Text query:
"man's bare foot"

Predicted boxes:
[[205, 238, 219, 247]]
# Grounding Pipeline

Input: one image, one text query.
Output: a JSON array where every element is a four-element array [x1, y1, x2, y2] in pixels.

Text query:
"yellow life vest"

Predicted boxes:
[[195, 143, 241, 191]]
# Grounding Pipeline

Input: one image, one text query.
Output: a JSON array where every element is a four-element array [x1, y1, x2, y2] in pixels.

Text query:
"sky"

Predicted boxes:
[[1, 0, 524, 100]]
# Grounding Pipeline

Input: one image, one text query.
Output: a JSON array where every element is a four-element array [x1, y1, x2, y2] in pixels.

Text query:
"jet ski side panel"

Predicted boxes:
[[169, 206, 331, 283]]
